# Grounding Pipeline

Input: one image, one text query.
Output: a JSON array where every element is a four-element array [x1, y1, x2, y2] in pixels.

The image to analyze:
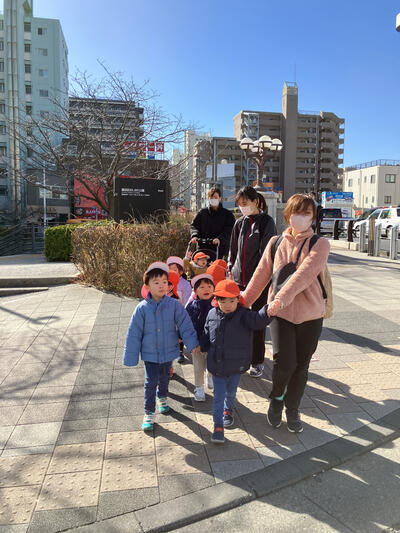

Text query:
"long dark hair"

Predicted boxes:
[[235, 186, 266, 212]]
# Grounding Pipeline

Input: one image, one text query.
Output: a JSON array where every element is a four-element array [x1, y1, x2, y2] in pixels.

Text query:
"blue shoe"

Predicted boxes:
[[142, 411, 155, 431], [211, 426, 225, 444], [157, 397, 170, 414], [223, 409, 234, 427]]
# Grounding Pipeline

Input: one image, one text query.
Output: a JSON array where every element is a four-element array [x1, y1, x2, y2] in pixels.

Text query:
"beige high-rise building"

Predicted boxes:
[[233, 82, 345, 200]]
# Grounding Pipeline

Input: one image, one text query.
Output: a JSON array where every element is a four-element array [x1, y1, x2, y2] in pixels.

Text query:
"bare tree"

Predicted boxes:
[[7, 62, 194, 214]]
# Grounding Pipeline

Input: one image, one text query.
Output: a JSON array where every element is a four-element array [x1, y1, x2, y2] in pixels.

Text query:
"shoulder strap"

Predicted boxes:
[[294, 238, 308, 266], [308, 234, 328, 299], [270, 235, 284, 262]]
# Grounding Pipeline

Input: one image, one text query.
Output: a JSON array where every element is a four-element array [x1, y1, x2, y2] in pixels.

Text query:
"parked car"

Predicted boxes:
[[353, 207, 400, 237], [319, 208, 343, 235]]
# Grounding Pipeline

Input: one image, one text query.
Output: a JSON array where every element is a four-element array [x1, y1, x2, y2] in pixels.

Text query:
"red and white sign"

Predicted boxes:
[[156, 142, 164, 153], [147, 142, 155, 152]]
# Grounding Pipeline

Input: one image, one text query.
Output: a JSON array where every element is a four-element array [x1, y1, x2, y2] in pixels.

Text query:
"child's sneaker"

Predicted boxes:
[[142, 411, 155, 431], [211, 426, 225, 444], [194, 386, 205, 402], [169, 365, 174, 378], [157, 397, 170, 414], [249, 364, 264, 378], [206, 373, 214, 390], [223, 409, 234, 427]]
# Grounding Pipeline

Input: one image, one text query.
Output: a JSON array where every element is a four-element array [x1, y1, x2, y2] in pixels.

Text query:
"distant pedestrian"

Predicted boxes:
[[202, 280, 271, 444], [228, 186, 277, 378], [123, 262, 200, 431], [242, 194, 330, 433], [190, 187, 235, 258]]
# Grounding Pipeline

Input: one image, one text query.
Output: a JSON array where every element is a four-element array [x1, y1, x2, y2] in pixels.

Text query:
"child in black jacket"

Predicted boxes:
[[203, 279, 271, 443]]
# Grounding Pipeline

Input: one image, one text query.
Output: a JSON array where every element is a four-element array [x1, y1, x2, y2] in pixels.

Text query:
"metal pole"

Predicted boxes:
[[374, 223, 381, 257], [367, 217, 375, 256], [333, 219, 340, 240], [359, 221, 367, 252], [43, 162, 47, 228], [347, 220, 354, 242], [389, 225, 399, 260]]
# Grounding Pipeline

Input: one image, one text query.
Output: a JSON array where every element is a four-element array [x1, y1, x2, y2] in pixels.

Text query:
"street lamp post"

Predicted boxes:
[[239, 135, 283, 191], [42, 161, 47, 228]]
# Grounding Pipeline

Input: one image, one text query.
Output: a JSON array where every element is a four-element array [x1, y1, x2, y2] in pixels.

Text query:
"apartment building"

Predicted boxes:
[[343, 160, 400, 209], [192, 136, 243, 210], [233, 82, 344, 200], [0, 0, 68, 221]]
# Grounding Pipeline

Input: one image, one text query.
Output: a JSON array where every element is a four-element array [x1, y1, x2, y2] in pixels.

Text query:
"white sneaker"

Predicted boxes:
[[206, 373, 214, 390], [194, 387, 205, 402]]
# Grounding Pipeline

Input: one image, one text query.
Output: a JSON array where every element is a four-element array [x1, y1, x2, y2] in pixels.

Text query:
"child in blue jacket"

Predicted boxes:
[[123, 262, 200, 431], [185, 273, 215, 402], [203, 279, 271, 444]]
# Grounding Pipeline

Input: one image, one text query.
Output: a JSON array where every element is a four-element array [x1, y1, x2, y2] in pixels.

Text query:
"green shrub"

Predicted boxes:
[[71, 219, 190, 296], [44, 220, 114, 261]]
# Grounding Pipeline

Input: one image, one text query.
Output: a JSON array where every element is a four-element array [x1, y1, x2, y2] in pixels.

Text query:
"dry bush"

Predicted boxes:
[[71, 220, 190, 296]]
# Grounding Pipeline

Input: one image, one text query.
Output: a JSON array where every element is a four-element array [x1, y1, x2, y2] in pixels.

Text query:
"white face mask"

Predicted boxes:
[[239, 205, 254, 217], [290, 214, 313, 232], [209, 198, 220, 207]]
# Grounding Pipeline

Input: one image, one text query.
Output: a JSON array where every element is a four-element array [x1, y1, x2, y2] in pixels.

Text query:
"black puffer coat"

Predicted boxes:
[[228, 212, 277, 287], [190, 204, 235, 257], [203, 305, 271, 377]]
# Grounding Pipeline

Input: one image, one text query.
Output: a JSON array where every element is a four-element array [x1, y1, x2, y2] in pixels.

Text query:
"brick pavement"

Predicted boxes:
[[0, 250, 400, 531]]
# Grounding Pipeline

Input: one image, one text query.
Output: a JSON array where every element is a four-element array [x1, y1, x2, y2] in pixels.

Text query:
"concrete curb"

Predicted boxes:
[[0, 286, 49, 297], [67, 407, 400, 533], [0, 275, 79, 288]]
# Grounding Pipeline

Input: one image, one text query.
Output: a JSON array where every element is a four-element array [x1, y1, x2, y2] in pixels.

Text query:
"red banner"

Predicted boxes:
[[147, 142, 155, 152]]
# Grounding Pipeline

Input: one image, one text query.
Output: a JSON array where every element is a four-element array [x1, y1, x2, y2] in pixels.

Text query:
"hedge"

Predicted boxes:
[[44, 220, 113, 262], [71, 219, 190, 296]]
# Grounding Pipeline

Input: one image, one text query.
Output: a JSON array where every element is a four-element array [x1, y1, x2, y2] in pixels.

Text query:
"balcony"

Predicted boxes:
[[297, 139, 316, 149]]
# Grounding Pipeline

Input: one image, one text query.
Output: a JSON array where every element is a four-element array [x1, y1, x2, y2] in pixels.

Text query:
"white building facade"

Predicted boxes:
[[0, 0, 68, 221], [343, 160, 400, 209]]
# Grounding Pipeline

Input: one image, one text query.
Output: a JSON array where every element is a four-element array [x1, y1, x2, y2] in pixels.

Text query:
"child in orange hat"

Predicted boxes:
[[203, 279, 271, 444], [184, 250, 209, 279]]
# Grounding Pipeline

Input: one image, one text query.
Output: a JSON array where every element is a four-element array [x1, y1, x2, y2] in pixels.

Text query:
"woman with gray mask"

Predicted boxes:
[[228, 186, 277, 378]]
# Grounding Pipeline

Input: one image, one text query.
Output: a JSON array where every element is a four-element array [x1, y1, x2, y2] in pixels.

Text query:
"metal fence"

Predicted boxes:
[[0, 223, 44, 256]]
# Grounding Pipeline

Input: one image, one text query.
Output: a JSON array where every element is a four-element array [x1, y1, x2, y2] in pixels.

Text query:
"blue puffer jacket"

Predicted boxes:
[[123, 295, 199, 367], [203, 305, 271, 377], [185, 297, 214, 351]]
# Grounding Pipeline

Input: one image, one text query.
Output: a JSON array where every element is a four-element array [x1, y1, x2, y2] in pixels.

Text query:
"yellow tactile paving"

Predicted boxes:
[[101, 455, 157, 491], [156, 444, 211, 476], [48, 442, 105, 474], [0, 454, 50, 487], [36, 470, 101, 510], [105, 431, 154, 458], [0, 485, 41, 524]]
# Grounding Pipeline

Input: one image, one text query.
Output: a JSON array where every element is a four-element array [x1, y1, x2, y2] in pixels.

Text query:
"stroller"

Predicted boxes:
[[184, 238, 220, 280]]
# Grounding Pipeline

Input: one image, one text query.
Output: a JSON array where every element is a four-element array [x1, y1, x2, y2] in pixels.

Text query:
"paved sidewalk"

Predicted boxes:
[[0, 249, 400, 531], [0, 254, 78, 279]]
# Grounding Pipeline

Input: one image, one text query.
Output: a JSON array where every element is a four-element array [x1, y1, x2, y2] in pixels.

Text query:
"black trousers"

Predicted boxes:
[[240, 284, 270, 366], [269, 316, 323, 410]]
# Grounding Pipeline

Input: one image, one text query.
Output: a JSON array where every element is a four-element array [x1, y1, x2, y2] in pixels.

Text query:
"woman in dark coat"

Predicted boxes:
[[228, 186, 277, 378], [190, 187, 235, 258]]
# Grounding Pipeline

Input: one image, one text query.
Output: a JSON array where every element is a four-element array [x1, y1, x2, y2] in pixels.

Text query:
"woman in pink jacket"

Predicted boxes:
[[242, 194, 330, 433]]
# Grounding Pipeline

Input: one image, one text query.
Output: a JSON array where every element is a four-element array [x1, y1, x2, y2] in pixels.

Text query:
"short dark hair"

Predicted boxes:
[[208, 187, 221, 199], [144, 268, 168, 285], [170, 263, 184, 274], [215, 295, 239, 301], [194, 278, 214, 292]]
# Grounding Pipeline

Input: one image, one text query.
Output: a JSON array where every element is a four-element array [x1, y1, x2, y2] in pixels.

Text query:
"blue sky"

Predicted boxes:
[[30, 1, 400, 165]]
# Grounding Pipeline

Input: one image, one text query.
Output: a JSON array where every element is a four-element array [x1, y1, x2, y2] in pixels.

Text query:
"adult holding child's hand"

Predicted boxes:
[[242, 194, 330, 434]]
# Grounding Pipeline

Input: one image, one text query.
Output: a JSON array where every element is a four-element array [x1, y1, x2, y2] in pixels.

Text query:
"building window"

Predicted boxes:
[[0, 41, 4, 51], [348, 178, 353, 187], [26, 105, 32, 115], [38, 69, 48, 78], [0, 124, 6, 134], [0, 82, 4, 93], [0, 146, 6, 156], [385, 174, 396, 183], [0, 62, 3, 73], [24, 43, 31, 53], [24, 63, 31, 74], [24, 22, 31, 32], [37, 48, 48, 56], [0, 185, 7, 196], [384, 196, 392, 203], [39, 89, 48, 97], [25, 84, 31, 95], [364, 176, 367, 183], [365, 197, 368, 204], [38, 27, 47, 35], [371, 196, 375, 204], [370, 175, 375, 183], [27, 147, 33, 157], [0, 21, 4, 31], [0, 103, 5, 113]]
